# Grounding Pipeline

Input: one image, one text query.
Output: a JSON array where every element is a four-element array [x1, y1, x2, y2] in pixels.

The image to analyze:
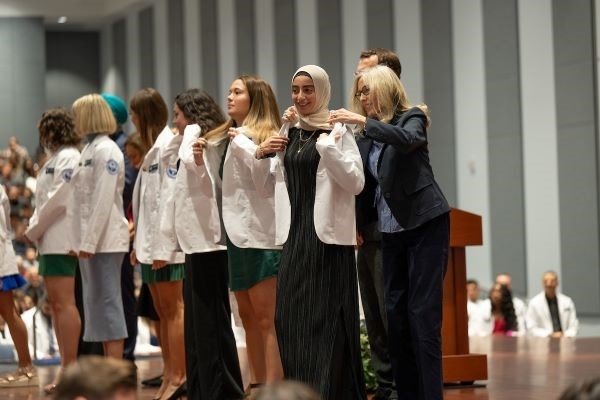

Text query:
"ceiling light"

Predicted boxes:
[[57, 16, 68, 24]]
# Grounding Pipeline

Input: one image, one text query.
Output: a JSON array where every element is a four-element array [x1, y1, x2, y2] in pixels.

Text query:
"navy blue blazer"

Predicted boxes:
[[356, 107, 450, 232]]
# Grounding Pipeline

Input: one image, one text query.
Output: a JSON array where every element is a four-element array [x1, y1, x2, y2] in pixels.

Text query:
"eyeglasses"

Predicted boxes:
[[354, 87, 370, 98]]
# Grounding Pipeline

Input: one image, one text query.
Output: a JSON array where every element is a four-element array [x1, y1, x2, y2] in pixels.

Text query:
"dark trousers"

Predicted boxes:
[[184, 251, 244, 400], [356, 240, 395, 390], [121, 245, 138, 361], [382, 213, 449, 400]]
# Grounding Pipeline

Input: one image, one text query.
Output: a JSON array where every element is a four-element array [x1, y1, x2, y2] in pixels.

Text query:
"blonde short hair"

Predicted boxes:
[[72, 94, 117, 136]]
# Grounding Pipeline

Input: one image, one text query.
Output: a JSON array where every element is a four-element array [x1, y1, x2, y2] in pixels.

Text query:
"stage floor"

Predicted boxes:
[[1, 336, 598, 399]]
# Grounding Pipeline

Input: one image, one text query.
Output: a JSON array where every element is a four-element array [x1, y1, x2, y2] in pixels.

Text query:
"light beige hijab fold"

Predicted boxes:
[[292, 65, 332, 131]]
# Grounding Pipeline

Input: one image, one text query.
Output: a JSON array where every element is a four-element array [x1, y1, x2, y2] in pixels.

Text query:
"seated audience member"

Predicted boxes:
[[254, 381, 321, 400], [467, 279, 491, 337], [526, 271, 578, 338], [489, 283, 524, 336], [495, 273, 527, 333], [21, 296, 58, 360], [52, 355, 137, 400], [558, 377, 600, 400]]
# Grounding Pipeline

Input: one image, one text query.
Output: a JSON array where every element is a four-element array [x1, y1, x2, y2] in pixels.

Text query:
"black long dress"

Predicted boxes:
[[275, 127, 366, 400]]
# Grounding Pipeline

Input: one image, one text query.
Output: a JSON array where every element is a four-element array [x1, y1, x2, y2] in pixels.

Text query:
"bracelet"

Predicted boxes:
[[255, 145, 264, 159]]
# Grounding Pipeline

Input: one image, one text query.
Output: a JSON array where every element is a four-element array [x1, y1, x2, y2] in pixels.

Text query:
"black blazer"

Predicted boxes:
[[356, 107, 450, 232]]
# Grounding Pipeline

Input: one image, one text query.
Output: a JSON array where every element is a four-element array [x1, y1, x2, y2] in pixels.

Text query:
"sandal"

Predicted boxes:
[[0, 366, 39, 388]]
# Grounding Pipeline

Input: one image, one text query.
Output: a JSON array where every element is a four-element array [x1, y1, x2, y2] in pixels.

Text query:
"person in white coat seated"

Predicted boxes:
[[526, 271, 578, 338], [21, 296, 58, 361], [467, 279, 491, 337], [495, 273, 527, 334]]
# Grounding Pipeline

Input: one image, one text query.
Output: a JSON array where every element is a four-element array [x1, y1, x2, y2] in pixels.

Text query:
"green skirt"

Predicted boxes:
[[141, 263, 185, 284], [227, 240, 281, 291], [39, 254, 78, 277]]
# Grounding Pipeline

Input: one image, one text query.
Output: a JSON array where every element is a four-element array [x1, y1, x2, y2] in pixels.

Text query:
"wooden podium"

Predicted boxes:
[[442, 208, 488, 383]]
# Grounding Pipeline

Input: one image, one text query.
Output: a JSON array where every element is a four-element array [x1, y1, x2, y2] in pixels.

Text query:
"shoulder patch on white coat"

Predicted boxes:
[[106, 159, 119, 175]]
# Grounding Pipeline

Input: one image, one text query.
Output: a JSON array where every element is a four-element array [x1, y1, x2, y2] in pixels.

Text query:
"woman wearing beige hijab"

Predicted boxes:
[[252, 65, 366, 399]]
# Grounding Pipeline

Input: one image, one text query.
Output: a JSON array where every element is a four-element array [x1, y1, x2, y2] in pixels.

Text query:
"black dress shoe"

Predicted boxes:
[[141, 374, 163, 387]]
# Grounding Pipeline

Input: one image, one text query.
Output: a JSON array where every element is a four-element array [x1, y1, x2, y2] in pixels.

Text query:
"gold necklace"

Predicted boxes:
[[297, 128, 316, 153]]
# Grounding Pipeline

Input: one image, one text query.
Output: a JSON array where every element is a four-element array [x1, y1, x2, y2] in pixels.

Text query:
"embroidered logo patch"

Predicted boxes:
[[106, 159, 119, 175], [84, 159, 93, 166], [148, 163, 159, 173], [62, 168, 73, 182], [166, 165, 178, 179], [45, 167, 55, 174]]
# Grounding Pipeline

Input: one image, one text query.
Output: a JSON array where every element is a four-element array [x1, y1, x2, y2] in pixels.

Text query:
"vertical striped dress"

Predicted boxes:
[[275, 128, 366, 399]]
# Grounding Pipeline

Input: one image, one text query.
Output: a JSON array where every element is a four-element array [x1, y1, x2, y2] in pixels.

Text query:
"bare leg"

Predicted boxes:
[[0, 291, 32, 368], [247, 277, 282, 383], [103, 339, 124, 359], [45, 276, 80, 368], [235, 290, 266, 386]]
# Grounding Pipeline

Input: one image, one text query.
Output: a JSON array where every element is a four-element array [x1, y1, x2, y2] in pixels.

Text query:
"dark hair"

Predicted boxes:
[[360, 48, 402, 78], [559, 377, 600, 400], [174, 88, 226, 134], [490, 283, 518, 332], [53, 356, 137, 400], [37, 108, 80, 150], [466, 279, 479, 286], [130, 88, 168, 150]]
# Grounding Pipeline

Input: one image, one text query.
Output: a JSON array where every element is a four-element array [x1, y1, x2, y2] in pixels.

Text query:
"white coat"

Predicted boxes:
[[21, 307, 58, 360], [68, 135, 129, 253], [132, 127, 185, 264], [163, 124, 226, 254], [223, 128, 280, 249], [526, 292, 578, 337], [251, 122, 365, 246], [467, 298, 527, 337], [467, 299, 493, 337], [0, 186, 17, 278], [26, 146, 80, 255]]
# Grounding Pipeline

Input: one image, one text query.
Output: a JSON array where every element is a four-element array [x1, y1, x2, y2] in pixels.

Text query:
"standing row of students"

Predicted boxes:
[[2, 53, 450, 400]]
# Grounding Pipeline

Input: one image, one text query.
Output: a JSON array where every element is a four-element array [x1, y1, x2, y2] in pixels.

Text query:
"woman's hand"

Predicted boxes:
[[228, 127, 239, 140], [130, 249, 138, 266], [328, 108, 367, 127], [79, 251, 93, 259], [192, 138, 208, 166], [152, 260, 167, 270], [256, 136, 289, 159], [282, 106, 298, 124]]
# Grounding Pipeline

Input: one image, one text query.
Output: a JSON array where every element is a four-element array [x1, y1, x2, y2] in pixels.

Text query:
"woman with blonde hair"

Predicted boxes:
[[330, 65, 450, 400], [25, 108, 81, 393], [224, 75, 283, 395], [130, 88, 186, 400], [69, 94, 130, 360]]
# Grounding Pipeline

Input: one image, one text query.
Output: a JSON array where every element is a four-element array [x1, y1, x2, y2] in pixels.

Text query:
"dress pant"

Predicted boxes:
[[356, 235, 395, 391], [381, 213, 449, 400], [184, 251, 244, 400], [121, 242, 138, 361]]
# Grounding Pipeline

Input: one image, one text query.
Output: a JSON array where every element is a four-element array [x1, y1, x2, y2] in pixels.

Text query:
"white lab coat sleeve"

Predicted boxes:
[[525, 300, 552, 337], [152, 159, 179, 261], [79, 147, 123, 254], [563, 297, 579, 337], [25, 155, 77, 241], [315, 123, 365, 195], [230, 132, 258, 170], [249, 123, 289, 198], [179, 125, 213, 197]]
